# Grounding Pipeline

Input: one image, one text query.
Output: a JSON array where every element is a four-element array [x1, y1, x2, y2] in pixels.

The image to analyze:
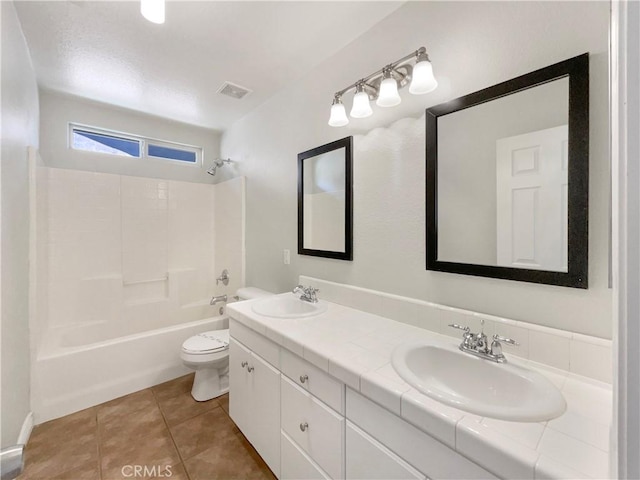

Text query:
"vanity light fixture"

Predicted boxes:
[[141, 0, 165, 24], [328, 46, 438, 127]]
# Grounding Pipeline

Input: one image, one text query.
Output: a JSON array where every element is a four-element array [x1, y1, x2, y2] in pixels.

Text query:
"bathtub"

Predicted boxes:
[[32, 315, 228, 424]]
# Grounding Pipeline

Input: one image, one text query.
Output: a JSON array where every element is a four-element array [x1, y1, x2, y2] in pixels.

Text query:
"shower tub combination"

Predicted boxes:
[[32, 311, 227, 423], [31, 167, 246, 423]]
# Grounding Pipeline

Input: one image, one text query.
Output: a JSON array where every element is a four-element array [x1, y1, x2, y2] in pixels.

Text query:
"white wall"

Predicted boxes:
[[39, 90, 222, 184], [222, 1, 612, 338], [0, 1, 39, 447]]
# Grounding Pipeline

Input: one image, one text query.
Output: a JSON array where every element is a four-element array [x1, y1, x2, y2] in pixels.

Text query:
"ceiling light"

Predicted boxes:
[[328, 47, 437, 127], [350, 83, 373, 118], [376, 69, 401, 108], [141, 0, 165, 24], [410, 52, 438, 94], [328, 96, 349, 127]]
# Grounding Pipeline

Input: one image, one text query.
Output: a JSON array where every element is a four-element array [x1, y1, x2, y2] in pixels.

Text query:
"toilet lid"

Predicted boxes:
[[182, 329, 229, 354]]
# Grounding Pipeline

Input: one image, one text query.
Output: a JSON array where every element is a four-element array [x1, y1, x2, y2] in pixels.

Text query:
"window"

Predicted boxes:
[[69, 124, 203, 166], [72, 128, 141, 157], [148, 143, 198, 163]]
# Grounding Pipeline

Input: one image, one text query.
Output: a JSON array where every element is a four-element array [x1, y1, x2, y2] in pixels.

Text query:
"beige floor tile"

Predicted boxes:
[[184, 430, 275, 480], [99, 404, 168, 445], [97, 389, 157, 424], [100, 429, 180, 479], [152, 374, 194, 402], [157, 390, 218, 426], [170, 406, 238, 460], [19, 432, 98, 480]]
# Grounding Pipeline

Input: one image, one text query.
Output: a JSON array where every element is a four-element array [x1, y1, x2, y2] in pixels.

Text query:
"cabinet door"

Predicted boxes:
[[248, 350, 281, 478], [229, 338, 252, 436], [281, 431, 330, 480], [346, 422, 425, 480]]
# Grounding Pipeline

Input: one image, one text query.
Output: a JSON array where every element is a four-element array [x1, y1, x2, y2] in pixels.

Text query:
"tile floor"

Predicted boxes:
[[18, 374, 276, 480]]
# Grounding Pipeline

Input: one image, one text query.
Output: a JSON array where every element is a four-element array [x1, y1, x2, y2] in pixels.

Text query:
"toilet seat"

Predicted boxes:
[[182, 329, 229, 355]]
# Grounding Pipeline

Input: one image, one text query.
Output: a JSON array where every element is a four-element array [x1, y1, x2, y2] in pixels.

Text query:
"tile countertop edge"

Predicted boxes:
[[226, 297, 610, 480]]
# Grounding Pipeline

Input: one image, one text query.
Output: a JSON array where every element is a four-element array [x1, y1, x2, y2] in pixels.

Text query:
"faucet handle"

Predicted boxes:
[[493, 334, 519, 346], [448, 324, 470, 333], [292, 284, 305, 294]]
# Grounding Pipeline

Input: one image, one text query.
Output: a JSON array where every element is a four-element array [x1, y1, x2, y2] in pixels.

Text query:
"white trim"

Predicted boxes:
[[17, 412, 34, 445], [611, 0, 640, 478]]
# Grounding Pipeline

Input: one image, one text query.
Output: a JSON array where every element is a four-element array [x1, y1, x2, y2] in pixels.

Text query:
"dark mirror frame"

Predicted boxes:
[[298, 136, 353, 261], [426, 53, 589, 288]]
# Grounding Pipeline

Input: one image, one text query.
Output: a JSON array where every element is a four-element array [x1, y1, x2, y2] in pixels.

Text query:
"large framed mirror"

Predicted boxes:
[[426, 54, 589, 288], [298, 136, 353, 260]]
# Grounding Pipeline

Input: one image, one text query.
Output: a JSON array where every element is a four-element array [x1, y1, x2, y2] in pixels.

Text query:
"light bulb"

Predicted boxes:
[[350, 88, 373, 118], [141, 0, 165, 24], [328, 98, 349, 127], [410, 57, 438, 94], [376, 75, 401, 107]]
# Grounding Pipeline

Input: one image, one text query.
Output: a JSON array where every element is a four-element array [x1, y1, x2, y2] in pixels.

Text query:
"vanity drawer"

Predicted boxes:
[[281, 376, 345, 479], [229, 318, 280, 368], [281, 348, 345, 414], [346, 389, 496, 480]]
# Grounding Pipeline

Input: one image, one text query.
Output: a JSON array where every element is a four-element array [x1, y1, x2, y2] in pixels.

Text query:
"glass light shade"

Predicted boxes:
[[409, 60, 438, 94], [350, 91, 373, 118], [376, 77, 401, 107], [141, 0, 165, 24], [328, 102, 349, 127]]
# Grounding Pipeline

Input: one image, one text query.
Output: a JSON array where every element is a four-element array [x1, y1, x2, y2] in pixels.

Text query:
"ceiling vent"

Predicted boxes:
[[216, 81, 252, 100]]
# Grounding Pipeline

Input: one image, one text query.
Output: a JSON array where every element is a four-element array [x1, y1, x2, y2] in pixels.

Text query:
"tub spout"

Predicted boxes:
[[210, 294, 227, 306]]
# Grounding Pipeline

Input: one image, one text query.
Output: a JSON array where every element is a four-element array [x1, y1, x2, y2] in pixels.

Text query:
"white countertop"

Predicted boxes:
[[228, 293, 612, 480]]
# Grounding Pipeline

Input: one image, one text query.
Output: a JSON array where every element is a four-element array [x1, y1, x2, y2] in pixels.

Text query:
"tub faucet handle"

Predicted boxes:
[[216, 269, 230, 286]]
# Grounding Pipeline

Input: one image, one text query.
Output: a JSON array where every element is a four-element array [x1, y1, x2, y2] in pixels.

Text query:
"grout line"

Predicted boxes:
[[151, 387, 193, 480], [95, 407, 104, 480]]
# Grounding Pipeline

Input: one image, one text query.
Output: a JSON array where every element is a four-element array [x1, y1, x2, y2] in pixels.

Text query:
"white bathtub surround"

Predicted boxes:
[[228, 296, 612, 480], [301, 276, 613, 384]]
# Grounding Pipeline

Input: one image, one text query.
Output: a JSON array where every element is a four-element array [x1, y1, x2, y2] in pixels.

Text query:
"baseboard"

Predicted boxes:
[[17, 411, 34, 445]]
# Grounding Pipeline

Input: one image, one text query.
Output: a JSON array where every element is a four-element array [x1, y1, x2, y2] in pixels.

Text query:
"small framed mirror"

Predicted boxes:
[[426, 54, 589, 288], [298, 136, 353, 260]]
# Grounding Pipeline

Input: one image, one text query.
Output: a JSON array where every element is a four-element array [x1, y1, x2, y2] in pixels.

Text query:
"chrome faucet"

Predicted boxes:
[[292, 284, 319, 303], [210, 294, 227, 306], [449, 319, 519, 363]]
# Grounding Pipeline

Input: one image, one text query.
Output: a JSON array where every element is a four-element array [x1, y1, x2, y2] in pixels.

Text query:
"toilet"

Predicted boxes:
[[181, 287, 272, 401]]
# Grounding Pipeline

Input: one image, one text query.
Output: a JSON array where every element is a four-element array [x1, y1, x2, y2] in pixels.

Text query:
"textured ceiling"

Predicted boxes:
[[14, 1, 403, 131]]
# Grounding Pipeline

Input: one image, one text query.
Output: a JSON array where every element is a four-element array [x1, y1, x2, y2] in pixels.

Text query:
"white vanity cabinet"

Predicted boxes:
[[229, 316, 495, 480], [229, 322, 281, 477]]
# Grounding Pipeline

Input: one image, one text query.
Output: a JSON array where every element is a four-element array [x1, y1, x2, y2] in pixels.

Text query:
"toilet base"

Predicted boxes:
[[191, 368, 229, 402]]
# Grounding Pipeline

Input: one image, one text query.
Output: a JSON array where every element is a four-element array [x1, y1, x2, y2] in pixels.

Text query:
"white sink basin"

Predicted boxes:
[[391, 342, 566, 422], [251, 294, 328, 319]]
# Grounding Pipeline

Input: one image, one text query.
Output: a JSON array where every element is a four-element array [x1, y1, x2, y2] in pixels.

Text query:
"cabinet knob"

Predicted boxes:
[[241, 361, 248, 368], [299, 422, 309, 432], [299, 374, 308, 384], [247, 365, 254, 373]]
